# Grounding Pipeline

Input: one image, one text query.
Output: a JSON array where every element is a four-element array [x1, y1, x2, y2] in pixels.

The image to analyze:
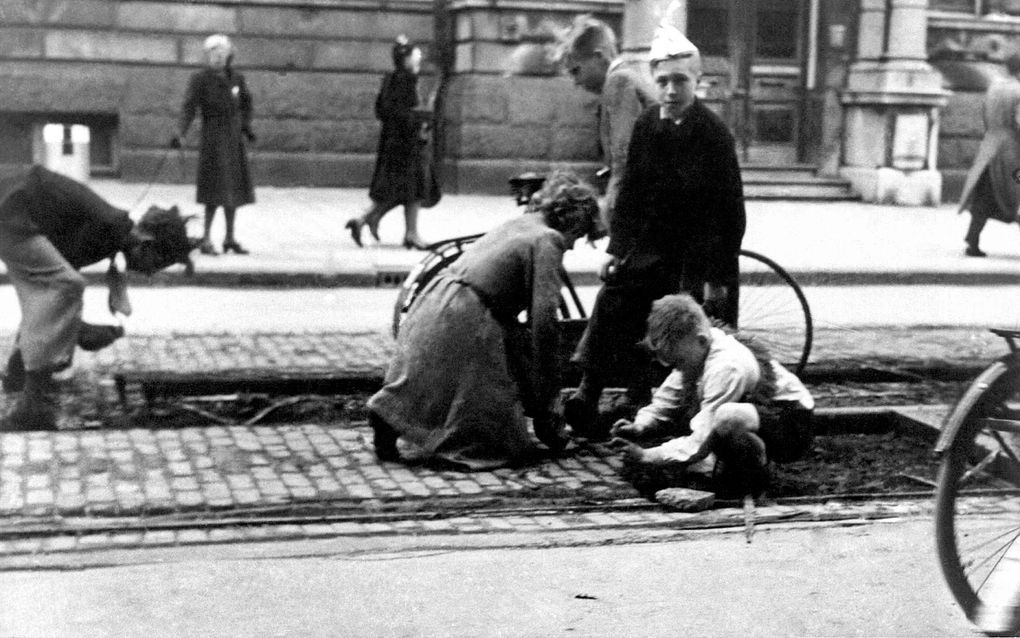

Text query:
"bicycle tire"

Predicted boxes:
[[935, 357, 1020, 636], [737, 249, 813, 376]]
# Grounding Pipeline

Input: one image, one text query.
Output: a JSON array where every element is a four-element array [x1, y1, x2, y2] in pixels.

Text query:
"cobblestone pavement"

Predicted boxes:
[[0, 324, 1006, 554]]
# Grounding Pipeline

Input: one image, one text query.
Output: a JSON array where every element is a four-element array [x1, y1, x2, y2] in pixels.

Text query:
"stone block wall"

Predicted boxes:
[[929, 11, 1020, 200], [0, 0, 435, 186], [0, 0, 621, 192]]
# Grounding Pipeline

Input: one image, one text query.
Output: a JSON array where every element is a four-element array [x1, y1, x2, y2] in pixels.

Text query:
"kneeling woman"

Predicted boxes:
[[367, 170, 603, 470]]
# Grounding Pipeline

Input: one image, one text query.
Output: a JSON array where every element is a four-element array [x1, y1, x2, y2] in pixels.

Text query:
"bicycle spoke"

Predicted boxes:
[[961, 449, 1001, 486]]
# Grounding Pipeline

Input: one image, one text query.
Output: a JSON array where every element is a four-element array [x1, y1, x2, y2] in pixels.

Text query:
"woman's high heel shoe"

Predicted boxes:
[[222, 240, 249, 255], [402, 237, 428, 250], [367, 220, 381, 243], [345, 218, 364, 247]]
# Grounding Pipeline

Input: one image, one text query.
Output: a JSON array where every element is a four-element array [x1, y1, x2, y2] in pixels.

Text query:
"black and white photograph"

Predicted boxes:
[[0, 0, 1019, 636]]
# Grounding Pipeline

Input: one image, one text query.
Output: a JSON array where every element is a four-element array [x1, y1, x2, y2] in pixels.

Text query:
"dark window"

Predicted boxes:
[[756, 6, 799, 59], [689, 0, 730, 57]]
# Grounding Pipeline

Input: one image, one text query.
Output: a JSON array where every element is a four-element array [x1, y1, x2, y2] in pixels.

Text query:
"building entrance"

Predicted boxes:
[[688, 0, 809, 164]]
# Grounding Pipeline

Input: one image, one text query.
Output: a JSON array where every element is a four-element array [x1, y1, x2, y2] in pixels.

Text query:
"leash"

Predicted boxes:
[[129, 146, 173, 213]]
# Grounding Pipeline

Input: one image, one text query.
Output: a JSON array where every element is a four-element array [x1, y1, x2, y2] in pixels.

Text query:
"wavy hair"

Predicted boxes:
[[530, 169, 603, 243]]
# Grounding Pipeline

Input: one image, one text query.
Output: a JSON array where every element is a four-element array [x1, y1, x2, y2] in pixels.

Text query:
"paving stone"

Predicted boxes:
[[176, 529, 210, 545], [141, 530, 177, 545]]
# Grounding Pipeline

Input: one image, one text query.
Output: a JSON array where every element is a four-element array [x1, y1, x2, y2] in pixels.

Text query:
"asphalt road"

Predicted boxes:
[[0, 517, 979, 637], [1, 284, 1018, 335]]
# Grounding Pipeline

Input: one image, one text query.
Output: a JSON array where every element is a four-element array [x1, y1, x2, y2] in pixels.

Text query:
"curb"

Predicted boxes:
[[5, 270, 1019, 289]]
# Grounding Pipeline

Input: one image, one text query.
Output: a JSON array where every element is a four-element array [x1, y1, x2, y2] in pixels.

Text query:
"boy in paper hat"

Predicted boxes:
[[0, 165, 198, 431], [565, 22, 747, 440]]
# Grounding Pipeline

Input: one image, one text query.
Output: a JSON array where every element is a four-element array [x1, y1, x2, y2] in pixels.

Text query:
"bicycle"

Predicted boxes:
[[392, 173, 813, 376], [935, 327, 1020, 636]]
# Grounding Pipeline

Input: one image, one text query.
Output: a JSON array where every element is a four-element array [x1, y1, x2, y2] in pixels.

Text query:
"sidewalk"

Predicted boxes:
[[2, 179, 1019, 286]]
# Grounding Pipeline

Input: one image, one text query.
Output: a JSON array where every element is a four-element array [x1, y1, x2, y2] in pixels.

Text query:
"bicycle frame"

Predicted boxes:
[[934, 329, 1020, 457]]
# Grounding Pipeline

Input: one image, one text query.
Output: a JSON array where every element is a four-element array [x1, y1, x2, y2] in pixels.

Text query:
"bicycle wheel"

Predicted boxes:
[[935, 357, 1020, 636], [737, 249, 812, 376]]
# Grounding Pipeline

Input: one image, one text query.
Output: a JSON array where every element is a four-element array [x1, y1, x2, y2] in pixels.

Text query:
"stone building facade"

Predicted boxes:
[[0, 0, 1017, 201]]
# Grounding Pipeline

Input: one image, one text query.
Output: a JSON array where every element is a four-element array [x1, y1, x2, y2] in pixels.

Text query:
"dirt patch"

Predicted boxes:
[[771, 430, 938, 497]]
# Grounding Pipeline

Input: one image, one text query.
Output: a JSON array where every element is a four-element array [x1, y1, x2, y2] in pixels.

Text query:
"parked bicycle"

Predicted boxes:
[[393, 173, 813, 376], [935, 327, 1020, 636]]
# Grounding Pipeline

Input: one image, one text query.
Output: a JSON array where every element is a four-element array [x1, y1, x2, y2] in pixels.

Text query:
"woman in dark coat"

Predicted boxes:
[[345, 35, 431, 250], [367, 170, 604, 470], [174, 33, 255, 256]]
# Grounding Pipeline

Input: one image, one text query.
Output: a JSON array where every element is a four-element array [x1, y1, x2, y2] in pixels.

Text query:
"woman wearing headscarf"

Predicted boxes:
[[367, 170, 604, 470], [173, 33, 255, 256], [345, 35, 432, 250]]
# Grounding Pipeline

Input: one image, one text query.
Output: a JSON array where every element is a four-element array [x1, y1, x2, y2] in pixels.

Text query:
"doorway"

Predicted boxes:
[[687, 0, 808, 164]]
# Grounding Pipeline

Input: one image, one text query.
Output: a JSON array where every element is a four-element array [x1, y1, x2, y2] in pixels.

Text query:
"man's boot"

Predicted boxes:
[[2, 349, 25, 393], [563, 375, 606, 439], [1, 370, 58, 431]]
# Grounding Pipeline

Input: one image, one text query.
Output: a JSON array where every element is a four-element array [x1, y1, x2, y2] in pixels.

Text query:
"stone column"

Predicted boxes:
[[621, 0, 683, 59], [840, 0, 948, 206]]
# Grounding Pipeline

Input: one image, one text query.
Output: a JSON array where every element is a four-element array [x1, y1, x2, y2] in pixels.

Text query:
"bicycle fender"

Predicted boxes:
[[934, 356, 1018, 454]]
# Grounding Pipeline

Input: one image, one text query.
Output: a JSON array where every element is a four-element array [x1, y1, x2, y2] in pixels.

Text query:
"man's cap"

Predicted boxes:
[[648, 23, 699, 65]]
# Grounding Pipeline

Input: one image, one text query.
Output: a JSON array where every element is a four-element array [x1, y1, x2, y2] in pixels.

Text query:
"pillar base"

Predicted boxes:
[[840, 166, 942, 206]]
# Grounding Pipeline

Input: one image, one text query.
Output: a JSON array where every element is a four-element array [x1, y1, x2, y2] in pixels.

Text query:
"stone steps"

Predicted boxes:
[[742, 165, 858, 201]]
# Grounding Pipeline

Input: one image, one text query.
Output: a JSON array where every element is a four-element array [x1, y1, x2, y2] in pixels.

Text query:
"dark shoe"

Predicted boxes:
[[2, 371, 57, 431], [965, 244, 987, 258], [367, 220, 381, 243], [533, 413, 569, 452], [345, 218, 364, 248], [402, 236, 429, 250], [77, 322, 125, 352], [2, 350, 24, 394], [1, 394, 57, 431], [199, 239, 218, 256], [564, 393, 608, 440], [369, 411, 400, 462], [222, 240, 249, 255]]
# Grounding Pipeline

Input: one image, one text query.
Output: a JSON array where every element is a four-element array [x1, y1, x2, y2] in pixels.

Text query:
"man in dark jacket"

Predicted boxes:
[[565, 26, 747, 439], [0, 165, 197, 431]]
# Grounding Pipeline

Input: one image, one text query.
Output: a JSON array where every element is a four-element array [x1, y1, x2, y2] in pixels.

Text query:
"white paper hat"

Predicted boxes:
[[203, 34, 232, 53], [648, 22, 699, 65]]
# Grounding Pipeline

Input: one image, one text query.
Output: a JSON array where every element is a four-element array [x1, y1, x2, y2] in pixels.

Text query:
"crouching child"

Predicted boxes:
[[611, 293, 814, 499]]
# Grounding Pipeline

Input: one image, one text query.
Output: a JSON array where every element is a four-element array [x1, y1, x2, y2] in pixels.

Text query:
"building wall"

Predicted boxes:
[[929, 4, 1020, 200], [0, 0, 618, 193]]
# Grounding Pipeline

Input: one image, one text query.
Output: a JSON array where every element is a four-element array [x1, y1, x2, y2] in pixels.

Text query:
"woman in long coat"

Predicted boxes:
[[367, 171, 603, 470], [175, 33, 255, 256], [345, 35, 432, 250], [959, 53, 1020, 257]]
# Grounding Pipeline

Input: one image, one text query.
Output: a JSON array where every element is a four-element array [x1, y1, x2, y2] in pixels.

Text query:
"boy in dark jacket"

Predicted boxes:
[[566, 25, 746, 439], [0, 165, 197, 431]]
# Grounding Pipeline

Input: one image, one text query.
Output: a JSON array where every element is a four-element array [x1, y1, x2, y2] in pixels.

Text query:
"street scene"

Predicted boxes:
[[3, 0, 1020, 636]]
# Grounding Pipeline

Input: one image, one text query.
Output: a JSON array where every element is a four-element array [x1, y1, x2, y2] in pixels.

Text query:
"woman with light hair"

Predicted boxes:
[[367, 170, 605, 470], [172, 33, 256, 256]]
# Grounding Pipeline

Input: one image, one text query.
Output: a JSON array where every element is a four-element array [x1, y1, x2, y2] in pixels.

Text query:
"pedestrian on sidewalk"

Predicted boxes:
[[172, 33, 255, 256], [611, 294, 814, 500], [560, 15, 656, 228], [0, 166, 198, 431], [564, 23, 746, 440], [346, 35, 436, 250], [958, 52, 1020, 258], [367, 170, 603, 470]]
